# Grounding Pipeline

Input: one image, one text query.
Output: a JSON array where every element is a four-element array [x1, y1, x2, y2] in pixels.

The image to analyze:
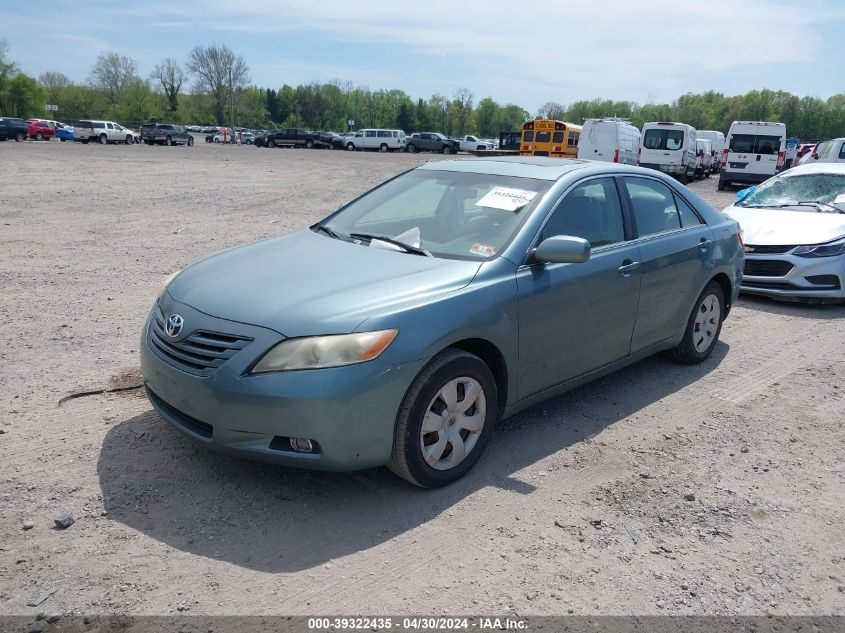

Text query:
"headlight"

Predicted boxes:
[[251, 329, 399, 373], [793, 237, 845, 258]]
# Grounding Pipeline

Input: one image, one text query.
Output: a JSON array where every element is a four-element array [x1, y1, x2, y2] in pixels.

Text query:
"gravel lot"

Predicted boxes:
[[1, 140, 843, 618]]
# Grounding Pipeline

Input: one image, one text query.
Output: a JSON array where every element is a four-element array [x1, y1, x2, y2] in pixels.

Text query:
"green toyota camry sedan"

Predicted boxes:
[[141, 157, 743, 487]]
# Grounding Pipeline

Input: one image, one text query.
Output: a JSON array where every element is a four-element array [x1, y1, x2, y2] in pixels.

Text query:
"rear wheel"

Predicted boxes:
[[406, 143, 417, 153], [268, 138, 276, 148], [35, 132, 44, 141], [305, 139, 314, 149], [379, 143, 389, 152], [187, 136, 194, 146], [99, 134, 107, 145], [15, 131, 25, 142], [717, 179, 726, 191], [668, 281, 725, 364], [389, 349, 498, 488], [166, 136, 173, 146]]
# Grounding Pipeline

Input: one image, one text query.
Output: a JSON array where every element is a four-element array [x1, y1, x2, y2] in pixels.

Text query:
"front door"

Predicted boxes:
[[517, 176, 641, 398]]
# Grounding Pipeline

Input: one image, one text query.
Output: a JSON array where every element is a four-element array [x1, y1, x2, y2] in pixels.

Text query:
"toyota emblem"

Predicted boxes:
[[165, 313, 184, 338]]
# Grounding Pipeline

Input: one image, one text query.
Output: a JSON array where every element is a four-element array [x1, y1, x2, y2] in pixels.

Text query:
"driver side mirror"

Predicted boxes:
[[533, 235, 591, 264]]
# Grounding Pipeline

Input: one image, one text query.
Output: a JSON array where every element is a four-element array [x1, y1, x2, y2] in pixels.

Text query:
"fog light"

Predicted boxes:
[[290, 437, 313, 453]]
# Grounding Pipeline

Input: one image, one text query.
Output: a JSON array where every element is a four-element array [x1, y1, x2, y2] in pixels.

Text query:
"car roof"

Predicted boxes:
[[782, 162, 845, 175], [417, 157, 591, 181]]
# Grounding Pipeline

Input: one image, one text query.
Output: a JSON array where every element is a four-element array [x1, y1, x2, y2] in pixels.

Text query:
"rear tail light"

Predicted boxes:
[[554, 146, 561, 152], [613, 149, 619, 163], [776, 151, 785, 172], [522, 145, 529, 151], [636, 147, 641, 165], [737, 226, 744, 249], [721, 148, 728, 167]]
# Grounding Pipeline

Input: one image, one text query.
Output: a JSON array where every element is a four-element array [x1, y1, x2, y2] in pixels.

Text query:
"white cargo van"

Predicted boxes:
[[577, 118, 641, 165], [346, 129, 406, 152], [697, 130, 725, 173], [638, 122, 698, 181], [718, 121, 786, 190], [695, 139, 713, 177]]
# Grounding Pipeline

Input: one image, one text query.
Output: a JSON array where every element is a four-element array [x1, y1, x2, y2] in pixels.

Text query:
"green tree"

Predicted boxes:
[[89, 51, 139, 117]]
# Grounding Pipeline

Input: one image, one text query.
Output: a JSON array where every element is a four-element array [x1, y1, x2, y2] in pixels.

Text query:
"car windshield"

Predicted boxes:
[[320, 170, 553, 260], [737, 172, 845, 211]]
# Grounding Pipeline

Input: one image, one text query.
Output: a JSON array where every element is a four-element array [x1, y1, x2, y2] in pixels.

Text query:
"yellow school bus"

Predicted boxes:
[[520, 119, 582, 158]]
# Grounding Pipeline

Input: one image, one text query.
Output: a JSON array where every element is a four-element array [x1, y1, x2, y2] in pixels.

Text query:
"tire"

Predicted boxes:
[[441, 145, 451, 154], [717, 179, 726, 191], [99, 134, 107, 145], [125, 135, 132, 145], [305, 139, 314, 149], [35, 133, 44, 141], [165, 136, 172, 146], [268, 138, 276, 148], [379, 143, 388, 152], [346, 143, 355, 151], [60, 138, 66, 142], [406, 143, 417, 153], [668, 281, 725, 364], [389, 349, 498, 488], [15, 131, 24, 142], [187, 136, 194, 147]]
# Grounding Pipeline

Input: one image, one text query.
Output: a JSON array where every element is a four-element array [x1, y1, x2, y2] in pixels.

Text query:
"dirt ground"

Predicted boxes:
[[0, 140, 843, 618]]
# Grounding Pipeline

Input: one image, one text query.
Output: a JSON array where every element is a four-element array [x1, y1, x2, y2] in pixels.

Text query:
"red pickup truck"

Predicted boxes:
[[27, 120, 56, 141]]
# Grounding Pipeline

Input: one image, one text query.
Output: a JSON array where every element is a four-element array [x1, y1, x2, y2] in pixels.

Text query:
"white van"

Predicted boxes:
[[697, 130, 725, 173], [813, 138, 845, 164], [577, 118, 641, 165], [346, 129, 406, 152], [718, 121, 786, 190], [638, 122, 698, 181], [695, 139, 713, 177]]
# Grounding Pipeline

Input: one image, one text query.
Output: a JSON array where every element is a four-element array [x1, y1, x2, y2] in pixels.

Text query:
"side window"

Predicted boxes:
[[624, 178, 682, 237], [838, 142, 845, 160], [366, 130, 377, 137], [674, 193, 703, 227], [523, 130, 534, 142], [107, 123, 114, 130], [377, 130, 390, 138], [540, 177, 625, 248], [94, 122, 105, 129]]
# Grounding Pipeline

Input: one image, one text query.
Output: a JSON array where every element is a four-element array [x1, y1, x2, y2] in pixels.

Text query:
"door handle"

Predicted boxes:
[[699, 239, 712, 248], [618, 261, 640, 276]]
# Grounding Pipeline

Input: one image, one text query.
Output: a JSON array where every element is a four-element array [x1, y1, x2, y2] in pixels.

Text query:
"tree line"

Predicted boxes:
[[2, 39, 845, 140]]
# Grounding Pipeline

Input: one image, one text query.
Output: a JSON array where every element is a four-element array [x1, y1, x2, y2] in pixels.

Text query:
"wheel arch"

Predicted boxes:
[[709, 272, 733, 316], [443, 338, 509, 417]]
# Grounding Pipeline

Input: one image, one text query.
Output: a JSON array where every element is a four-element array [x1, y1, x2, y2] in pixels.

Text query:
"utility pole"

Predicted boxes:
[[229, 67, 235, 143]]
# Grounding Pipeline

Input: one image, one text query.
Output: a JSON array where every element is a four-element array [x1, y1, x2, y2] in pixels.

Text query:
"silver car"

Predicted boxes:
[[724, 162, 845, 303]]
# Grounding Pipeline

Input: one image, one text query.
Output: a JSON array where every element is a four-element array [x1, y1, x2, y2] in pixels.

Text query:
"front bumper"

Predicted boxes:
[[741, 252, 845, 302], [140, 299, 426, 470]]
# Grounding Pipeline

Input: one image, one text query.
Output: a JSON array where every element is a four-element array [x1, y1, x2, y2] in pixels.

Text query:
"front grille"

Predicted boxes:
[[744, 259, 794, 277], [149, 307, 252, 375], [745, 244, 795, 254], [743, 280, 797, 290]]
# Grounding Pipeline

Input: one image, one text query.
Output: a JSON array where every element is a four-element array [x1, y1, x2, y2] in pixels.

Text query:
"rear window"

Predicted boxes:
[[728, 134, 781, 155], [536, 131, 551, 143], [643, 128, 684, 151], [568, 131, 579, 147], [552, 131, 563, 143]]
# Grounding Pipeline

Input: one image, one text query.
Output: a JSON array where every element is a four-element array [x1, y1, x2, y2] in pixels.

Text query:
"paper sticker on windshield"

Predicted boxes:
[[475, 187, 537, 212], [835, 194, 845, 204], [469, 242, 496, 257]]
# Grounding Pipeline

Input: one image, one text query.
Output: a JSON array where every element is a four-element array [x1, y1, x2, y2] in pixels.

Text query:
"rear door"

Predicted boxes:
[[621, 176, 714, 352], [516, 176, 641, 396], [726, 132, 782, 178], [640, 127, 684, 168]]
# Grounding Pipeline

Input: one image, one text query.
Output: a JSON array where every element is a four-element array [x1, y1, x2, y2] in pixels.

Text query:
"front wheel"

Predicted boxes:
[[15, 131, 25, 142], [99, 134, 107, 145], [346, 143, 355, 151], [717, 179, 726, 191], [187, 136, 194, 146], [389, 349, 498, 488], [406, 143, 417, 153], [668, 281, 725, 364], [125, 135, 132, 145], [441, 146, 451, 154]]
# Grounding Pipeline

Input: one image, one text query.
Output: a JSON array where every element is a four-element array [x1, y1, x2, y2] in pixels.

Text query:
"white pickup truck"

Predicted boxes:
[[453, 135, 493, 152], [74, 120, 138, 144]]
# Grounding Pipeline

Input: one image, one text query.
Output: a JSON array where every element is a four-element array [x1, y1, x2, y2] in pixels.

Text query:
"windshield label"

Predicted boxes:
[[836, 194, 845, 205], [475, 187, 537, 212], [469, 242, 496, 257]]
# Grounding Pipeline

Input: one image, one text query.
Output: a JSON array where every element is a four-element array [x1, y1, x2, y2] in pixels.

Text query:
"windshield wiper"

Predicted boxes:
[[349, 232, 432, 257], [740, 201, 844, 213], [311, 223, 345, 239], [796, 200, 843, 213]]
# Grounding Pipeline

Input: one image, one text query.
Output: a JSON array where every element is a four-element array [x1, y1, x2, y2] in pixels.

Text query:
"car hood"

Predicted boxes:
[[723, 205, 845, 245], [167, 229, 482, 337]]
